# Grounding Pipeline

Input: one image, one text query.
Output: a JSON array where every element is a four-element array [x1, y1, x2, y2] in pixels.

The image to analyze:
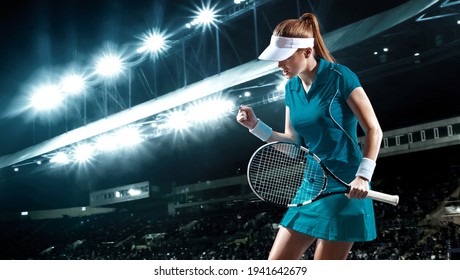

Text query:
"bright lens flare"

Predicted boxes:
[[188, 100, 234, 122], [115, 127, 143, 146], [196, 8, 216, 25], [96, 54, 123, 78], [95, 134, 119, 152], [74, 144, 95, 163], [61, 74, 86, 95], [30, 85, 63, 111], [167, 111, 189, 131], [50, 152, 70, 164], [95, 127, 143, 152], [188, 3, 220, 28], [138, 32, 166, 54]]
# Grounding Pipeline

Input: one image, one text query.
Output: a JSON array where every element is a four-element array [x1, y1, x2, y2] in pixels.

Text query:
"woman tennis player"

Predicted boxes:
[[236, 13, 383, 260]]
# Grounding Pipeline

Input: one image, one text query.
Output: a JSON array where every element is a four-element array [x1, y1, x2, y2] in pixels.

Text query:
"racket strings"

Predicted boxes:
[[298, 154, 326, 203], [249, 143, 325, 206]]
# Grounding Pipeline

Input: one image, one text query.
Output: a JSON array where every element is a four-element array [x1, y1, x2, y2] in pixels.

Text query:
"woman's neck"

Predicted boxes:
[[299, 58, 318, 93]]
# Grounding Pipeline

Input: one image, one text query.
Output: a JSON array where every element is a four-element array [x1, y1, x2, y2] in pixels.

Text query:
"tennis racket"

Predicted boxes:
[[247, 142, 399, 207]]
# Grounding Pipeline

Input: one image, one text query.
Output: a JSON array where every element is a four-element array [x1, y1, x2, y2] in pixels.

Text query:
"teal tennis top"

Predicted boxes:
[[280, 58, 377, 242]]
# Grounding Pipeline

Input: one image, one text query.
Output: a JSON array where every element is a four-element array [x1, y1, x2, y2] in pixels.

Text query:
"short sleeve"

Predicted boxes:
[[336, 64, 361, 100]]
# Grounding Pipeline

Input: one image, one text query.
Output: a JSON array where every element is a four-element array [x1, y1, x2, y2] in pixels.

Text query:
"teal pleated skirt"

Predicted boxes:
[[280, 180, 377, 242]]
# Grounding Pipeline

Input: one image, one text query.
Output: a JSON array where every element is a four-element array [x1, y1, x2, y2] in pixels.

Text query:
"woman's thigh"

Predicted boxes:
[[268, 226, 316, 260], [314, 239, 354, 260]]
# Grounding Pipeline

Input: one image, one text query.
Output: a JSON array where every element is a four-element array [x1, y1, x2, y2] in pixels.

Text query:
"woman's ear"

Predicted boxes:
[[304, 48, 313, 58]]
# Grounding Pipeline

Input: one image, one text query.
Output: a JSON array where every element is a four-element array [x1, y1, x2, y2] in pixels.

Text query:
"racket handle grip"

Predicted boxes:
[[367, 190, 399, 206]]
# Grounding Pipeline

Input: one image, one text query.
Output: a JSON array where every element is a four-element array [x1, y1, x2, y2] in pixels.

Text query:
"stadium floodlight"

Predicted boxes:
[[73, 144, 95, 163], [30, 84, 63, 111], [49, 152, 70, 165], [137, 31, 167, 55], [196, 8, 216, 25], [115, 126, 143, 147], [61, 73, 87, 95], [186, 3, 219, 28], [95, 53, 123, 78], [187, 99, 234, 122], [94, 127, 142, 153], [167, 110, 189, 131], [94, 134, 119, 152]]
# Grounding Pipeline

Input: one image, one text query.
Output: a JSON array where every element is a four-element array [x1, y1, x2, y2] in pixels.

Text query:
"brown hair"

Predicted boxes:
[[273, 13, 335, 63]]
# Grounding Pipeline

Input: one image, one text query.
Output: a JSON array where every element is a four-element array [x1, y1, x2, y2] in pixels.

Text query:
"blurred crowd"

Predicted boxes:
[[1, 165, 459, 260]]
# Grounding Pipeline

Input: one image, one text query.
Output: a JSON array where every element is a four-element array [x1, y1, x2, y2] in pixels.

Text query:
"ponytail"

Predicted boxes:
[[298, 13, 335, 63], [273, 13, 335, 63]]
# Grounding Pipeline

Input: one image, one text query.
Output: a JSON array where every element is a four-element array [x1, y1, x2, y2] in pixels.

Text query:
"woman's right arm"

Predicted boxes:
[[237, 105, 300, 144]]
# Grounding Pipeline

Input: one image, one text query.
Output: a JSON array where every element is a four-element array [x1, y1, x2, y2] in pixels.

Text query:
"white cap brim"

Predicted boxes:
[[258, 35, 314, 61]]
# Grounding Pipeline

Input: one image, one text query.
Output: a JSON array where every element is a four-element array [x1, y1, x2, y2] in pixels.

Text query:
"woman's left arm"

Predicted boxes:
[[347, 87, 382, 161], [346, 87, 383, 199]]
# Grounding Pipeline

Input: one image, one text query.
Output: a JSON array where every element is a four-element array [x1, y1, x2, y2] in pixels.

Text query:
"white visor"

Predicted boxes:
[[258, 35, 315, 61]]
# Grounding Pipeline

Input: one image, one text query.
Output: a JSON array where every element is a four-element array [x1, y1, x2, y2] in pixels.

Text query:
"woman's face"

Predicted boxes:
[[277, 49, 308, 79]]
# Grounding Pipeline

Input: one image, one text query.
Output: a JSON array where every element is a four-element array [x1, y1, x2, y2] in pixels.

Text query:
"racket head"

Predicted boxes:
[[247, 142, 328, 207]]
